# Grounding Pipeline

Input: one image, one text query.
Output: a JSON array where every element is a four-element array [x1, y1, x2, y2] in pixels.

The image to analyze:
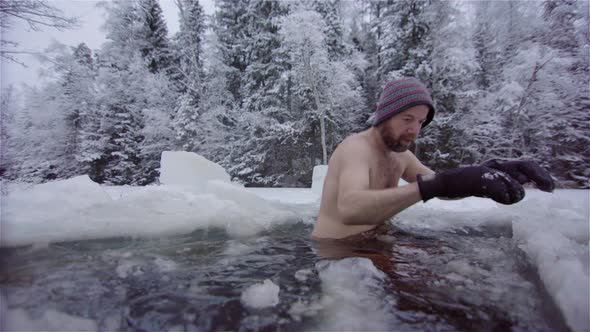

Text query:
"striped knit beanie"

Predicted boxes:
[[373, 77, 435, 128]]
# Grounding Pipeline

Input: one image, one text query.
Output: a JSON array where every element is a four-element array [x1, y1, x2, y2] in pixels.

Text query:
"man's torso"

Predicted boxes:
[[312, 131, 410, 239]]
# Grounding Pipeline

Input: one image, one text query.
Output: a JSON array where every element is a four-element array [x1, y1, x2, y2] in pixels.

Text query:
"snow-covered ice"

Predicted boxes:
[[159, 151, 231, 187], [240, 279, 280, 308], [1, 153, 303, 246], [0, 152, 588, 331], [311, 165, 328, 194]]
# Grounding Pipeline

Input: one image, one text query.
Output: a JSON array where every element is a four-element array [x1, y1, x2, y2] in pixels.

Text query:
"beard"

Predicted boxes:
[[378, 125, 414, 152]]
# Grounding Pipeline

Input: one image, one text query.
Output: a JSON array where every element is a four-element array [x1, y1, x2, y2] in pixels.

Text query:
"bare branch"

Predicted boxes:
[[1, 0, 78, 66]]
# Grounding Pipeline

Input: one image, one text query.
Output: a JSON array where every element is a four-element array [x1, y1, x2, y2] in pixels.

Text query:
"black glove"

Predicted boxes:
[[417, 166, 525, 205], [482, 159, 555, 192]]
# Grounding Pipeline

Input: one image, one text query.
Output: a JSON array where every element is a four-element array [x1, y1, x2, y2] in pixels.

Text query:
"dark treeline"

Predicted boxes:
[[1, 0, 588, 188]]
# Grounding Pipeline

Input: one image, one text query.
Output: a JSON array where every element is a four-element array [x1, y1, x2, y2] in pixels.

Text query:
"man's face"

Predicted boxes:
[[377, 105, 430, 152]]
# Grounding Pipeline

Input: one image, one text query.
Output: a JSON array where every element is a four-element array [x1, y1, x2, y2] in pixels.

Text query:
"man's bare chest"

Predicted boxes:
[[369, 156, 404, 189]]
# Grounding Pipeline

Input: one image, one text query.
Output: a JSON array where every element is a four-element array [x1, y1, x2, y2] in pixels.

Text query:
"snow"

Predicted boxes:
[[1, 153, 300, 246], [311, 165, 328, 194], [314, 258, 401, 331], [1, 152, 588, 331], [159, 151, 231, 187], [1, 307, 98, 332], [240, 279, 280, 308]]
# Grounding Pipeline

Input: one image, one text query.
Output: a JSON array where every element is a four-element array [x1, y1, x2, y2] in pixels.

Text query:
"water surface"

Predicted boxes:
[[0, 221, 570, 331]]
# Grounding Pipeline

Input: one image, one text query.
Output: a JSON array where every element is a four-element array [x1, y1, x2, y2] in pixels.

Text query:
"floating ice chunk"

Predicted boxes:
[[205, 180, 298, 237], [159, 151, 231, 188], [421, 196, 498, 211], [315, 258, 403, 331], [247, 187, 319, 206], [153, 257, 177, 272], [2, 308, 98, 332], [312, 165, 328, 194], [240, 279, 280, 308], [116, 260, 144, 278], [294, 269, 314, 282], [288, 299, 323, 321]]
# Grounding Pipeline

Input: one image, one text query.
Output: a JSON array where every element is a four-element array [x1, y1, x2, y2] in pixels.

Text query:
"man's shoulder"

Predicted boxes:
[[331, 132, 372, 163], [340, 132, 371, 149]]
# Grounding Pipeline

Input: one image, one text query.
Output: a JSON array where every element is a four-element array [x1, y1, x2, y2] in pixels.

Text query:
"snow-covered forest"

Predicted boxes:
[[1, 0, 588, 188]]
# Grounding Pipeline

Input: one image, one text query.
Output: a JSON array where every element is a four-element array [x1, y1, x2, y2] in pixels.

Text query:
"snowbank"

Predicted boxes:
[[0, 153, 303, 247]]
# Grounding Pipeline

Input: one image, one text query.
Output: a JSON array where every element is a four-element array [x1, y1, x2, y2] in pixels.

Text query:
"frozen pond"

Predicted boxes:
[[0, 219, 573, 331]]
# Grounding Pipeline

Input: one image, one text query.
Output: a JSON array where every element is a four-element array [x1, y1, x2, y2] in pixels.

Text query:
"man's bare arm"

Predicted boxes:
[[401, 151, 463, 201], [401, 150, 434, 183], [338, 183, 423, 225]]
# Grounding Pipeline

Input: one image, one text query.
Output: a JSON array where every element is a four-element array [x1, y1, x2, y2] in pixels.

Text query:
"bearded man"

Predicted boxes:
[[312, 77, 554, 240]]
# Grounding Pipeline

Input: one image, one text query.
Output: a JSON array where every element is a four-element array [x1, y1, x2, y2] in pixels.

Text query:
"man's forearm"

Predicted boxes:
[[337, 183, 423, 225]]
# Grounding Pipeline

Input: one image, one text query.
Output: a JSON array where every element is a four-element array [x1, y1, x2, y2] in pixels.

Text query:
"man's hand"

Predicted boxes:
[[482, 159, 555, 192], [417, 166, 525, 205]]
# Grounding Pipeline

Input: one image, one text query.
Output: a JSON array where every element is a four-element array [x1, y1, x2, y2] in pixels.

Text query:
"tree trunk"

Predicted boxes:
[[303, 43, 328, 165], [312, 83, 328, 165]]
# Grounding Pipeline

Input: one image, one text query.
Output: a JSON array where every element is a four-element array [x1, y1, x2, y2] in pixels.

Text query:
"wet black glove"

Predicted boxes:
[[417, 166, 525, 205], [482, 159, 555, 192]]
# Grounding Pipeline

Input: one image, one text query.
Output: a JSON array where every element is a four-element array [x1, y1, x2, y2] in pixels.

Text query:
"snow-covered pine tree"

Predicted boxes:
[[137, 0, 172, 74], [2, 42, 98, 182], [347, 1, 380, 123], [0, 86, 22, 180], [415, 1, 478, 169], [91, 0, 177, 184], [312, 0, 346, 60], [57, 43, 98, 179], [466, 2, 543, 162], [371, 0, 430, 84], [9, 84, 70, 182], [212, 0, 292, 185], [138, 69, 175, 184], [537, 0, 590, 187], [214, 0, 251, 104], [171, 0, 206, 151], [94, 60, 143, 185], [95, 1, 147, 184], [472, 1, 501, 90], [194, 28, 239, 169]]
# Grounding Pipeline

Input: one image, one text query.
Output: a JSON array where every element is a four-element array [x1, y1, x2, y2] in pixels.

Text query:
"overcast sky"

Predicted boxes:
[[1, 0, 215, 90]]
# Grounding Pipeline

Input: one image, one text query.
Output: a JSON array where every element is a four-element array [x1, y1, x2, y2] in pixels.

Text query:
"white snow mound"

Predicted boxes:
[[240, 279, 280, 308], [159, 151, 230, 187]]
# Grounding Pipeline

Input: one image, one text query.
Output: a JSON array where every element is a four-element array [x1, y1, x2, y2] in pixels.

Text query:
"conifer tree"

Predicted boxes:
[[312, 0, 346, 60], [172, 0, 206, 151], [472, 1, 501, 90], [137, 0, 172, 73]]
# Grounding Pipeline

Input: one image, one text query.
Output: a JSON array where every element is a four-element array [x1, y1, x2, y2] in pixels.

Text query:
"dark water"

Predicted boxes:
[[0, 221, 570, 331]]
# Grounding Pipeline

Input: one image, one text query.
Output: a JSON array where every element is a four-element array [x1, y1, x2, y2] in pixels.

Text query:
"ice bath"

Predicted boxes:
[[1, 153, 588, 331]]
